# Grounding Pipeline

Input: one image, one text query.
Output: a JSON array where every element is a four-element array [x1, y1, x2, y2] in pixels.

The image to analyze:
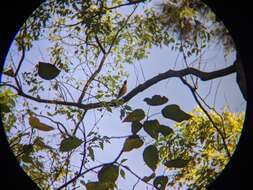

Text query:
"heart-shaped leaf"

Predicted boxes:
[[59, 136, 83, 152], [143, 120, 160, 139], [162, 104, 192, 122], [153, 176, 168, 190], [29, 115, 54, 131], [143, 145, 159, 171], [164, 158, 189, 168], [144, 95, 168, 106], [131, 121, 142, 134], [123, 109, 145, 122], [98, 164, 119, 183], [38, 61, 60, 80], [123, 135, 144, 152], [158, 125, 174, 136]]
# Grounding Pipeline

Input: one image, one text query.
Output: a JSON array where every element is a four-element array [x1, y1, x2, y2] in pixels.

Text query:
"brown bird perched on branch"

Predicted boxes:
[[117, 80, 127, 98]]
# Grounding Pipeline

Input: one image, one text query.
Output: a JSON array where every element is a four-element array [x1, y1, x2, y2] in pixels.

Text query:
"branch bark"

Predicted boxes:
[[1, 63, 237, 111]]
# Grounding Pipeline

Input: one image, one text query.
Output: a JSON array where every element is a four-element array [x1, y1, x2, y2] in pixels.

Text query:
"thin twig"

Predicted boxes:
[[180, 77, 231, 158]]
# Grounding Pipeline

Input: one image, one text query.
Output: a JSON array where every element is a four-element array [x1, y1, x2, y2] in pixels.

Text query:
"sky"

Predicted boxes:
[[1, 1, 247, 190]]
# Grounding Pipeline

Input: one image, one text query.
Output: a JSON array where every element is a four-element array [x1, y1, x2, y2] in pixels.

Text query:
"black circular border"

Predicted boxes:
[[0, 1, 252, 189]]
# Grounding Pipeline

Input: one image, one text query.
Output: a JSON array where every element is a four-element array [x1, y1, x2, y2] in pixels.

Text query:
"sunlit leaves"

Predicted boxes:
[[123, 135, 144, 152], [153, 176, 168, 190], [144, 95, 168, 106], [29, 115, 55, 131], [37, 62, 60, 80], [59, 136, 83, 152], [123, 109, 145, 122], [162, 104, 192, 122], [143, 145, 159, 171]]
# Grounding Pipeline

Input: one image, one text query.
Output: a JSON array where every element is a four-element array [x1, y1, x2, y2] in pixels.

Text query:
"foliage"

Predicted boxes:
[[0, 0, 244, 189], [157, 107, 244, 189]]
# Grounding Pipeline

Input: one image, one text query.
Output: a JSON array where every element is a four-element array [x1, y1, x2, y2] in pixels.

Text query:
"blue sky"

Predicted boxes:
[[1, 1, 246, 189]]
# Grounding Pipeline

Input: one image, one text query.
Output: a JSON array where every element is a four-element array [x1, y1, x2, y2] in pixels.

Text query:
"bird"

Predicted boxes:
[[117, 80, 127, 99]]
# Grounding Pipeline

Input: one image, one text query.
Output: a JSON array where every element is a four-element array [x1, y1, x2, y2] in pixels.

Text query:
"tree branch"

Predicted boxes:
[[14, 44, 26, 77], [77, 54, 108, 103], [77, 6, 137, 103], [1, 63, 236, 111], [180, 77, 231, 158], [107, 0, 145, 10]]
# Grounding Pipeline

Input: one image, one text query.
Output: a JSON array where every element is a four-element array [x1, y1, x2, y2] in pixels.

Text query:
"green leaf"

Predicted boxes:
[[21, 154, 33, 163], [120, 158, 127, 163], [120, 169, 126, 179], [38, 62, 60, 80], [144, 95, 168, 106], [105, 105, 112, 112], [29, 115, 55, 131], [98, 164, 119, 183], [153, 176, 168, 190], [34, 137, 53, 150], [158, 125, 174, 136], [123, 135, 144, 152], [164, 159, 189, 168], [142, 173, 156, 182], [143, 120, 160, 139], [131, 121, 142, 134], [88, 147, 95, 161], [85, 181, 113, 190], [0, 103, 10, 113], [123, 109, 145, 122], [143, 145, 159, 171], [22, 144, 33, 155], [59, 136, 83, 152], [162, 104, 192, 122]]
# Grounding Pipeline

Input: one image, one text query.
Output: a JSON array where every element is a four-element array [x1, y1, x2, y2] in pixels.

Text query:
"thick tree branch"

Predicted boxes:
[[1, 64, 236, 111], [122, 63, 236, 102]]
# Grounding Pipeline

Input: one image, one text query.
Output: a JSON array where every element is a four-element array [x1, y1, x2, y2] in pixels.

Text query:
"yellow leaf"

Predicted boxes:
[[29, 115, 54, 131]]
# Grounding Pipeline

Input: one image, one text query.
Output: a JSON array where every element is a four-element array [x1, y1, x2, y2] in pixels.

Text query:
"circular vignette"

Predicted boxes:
[[0, 0, 251, 190]]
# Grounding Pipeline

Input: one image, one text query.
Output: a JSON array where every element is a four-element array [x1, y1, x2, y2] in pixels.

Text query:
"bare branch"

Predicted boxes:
[[77, 54, 108, 103], [95, 35, 106, 54], [107, 0, 145, 10]]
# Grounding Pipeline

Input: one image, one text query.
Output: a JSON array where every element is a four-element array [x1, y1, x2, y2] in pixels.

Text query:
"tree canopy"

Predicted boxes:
[[0, 0, 246, 189]]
